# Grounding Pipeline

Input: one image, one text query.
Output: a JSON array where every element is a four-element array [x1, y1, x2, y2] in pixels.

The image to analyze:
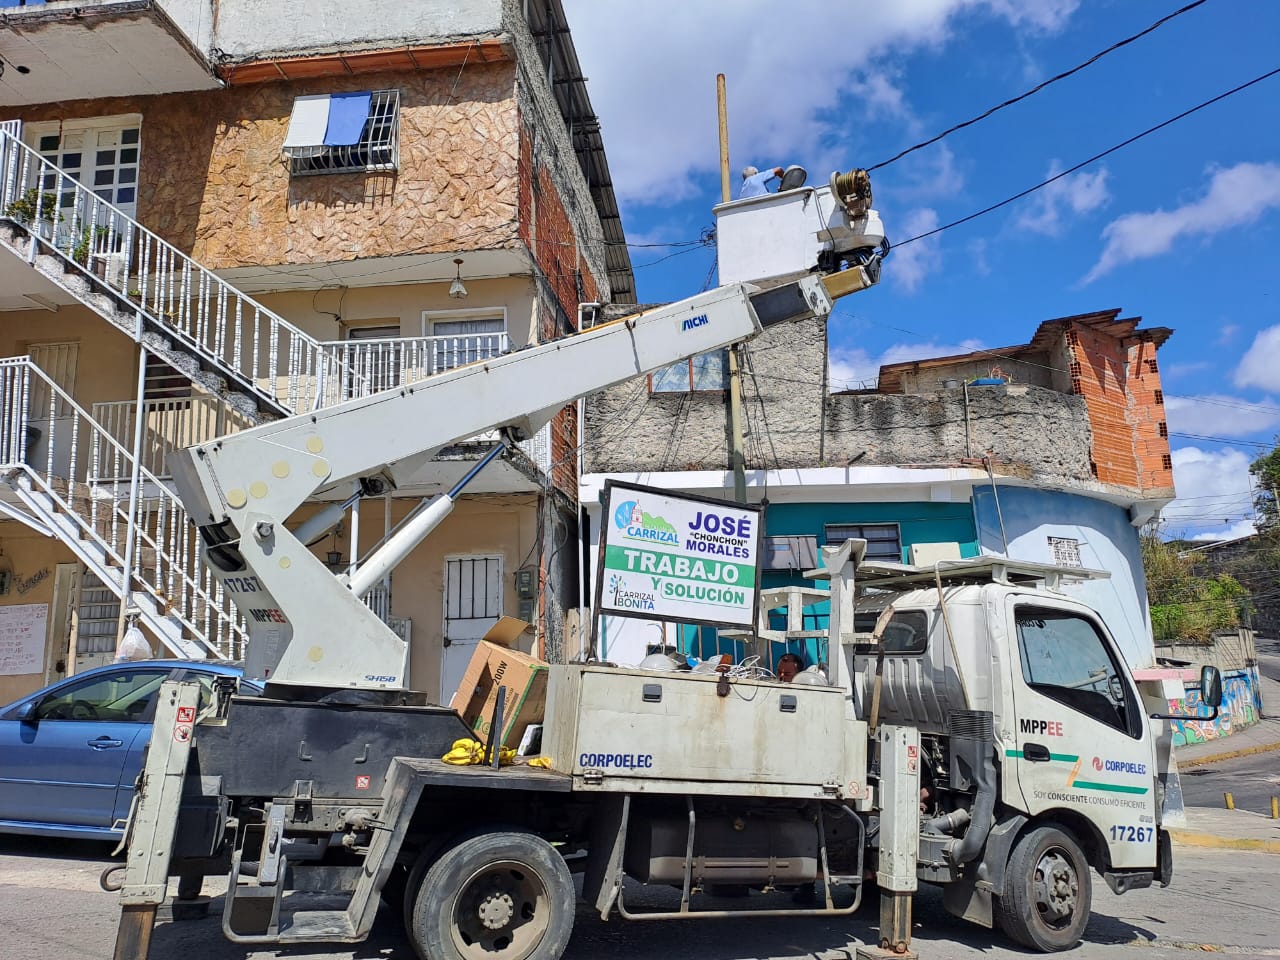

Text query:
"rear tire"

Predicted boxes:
[[994, 824, 1091, 952], [408, 830, 575, 960]]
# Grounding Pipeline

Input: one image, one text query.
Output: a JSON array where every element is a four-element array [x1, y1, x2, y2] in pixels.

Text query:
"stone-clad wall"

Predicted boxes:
[[9, 62, 522, 269], [584, 315, 1095, 485]]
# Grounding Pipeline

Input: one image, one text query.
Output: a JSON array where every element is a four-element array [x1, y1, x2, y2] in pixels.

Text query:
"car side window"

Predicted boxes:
[[34, 669, 169, 723], [1015, 607, 1136, 737]]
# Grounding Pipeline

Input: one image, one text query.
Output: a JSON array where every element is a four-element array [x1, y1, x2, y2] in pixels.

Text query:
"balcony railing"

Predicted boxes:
[[0, 125, 359, 416], [321, 332, 511, 400], [90, 395, 255, 479]]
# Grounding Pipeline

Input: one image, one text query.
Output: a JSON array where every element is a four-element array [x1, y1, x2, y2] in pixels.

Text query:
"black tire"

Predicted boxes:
[[994, 824, 1092, 952], [408, 830, 575, 960], [379, 862, 410, 919]]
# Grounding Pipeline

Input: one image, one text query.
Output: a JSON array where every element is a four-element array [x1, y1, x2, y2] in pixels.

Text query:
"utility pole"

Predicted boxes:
[[717, 74, 748, 504]]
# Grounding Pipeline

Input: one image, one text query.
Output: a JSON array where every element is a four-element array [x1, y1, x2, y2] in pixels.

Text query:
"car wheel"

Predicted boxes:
[[408, 830, 575, 960], [994, 824, 1091, 952]]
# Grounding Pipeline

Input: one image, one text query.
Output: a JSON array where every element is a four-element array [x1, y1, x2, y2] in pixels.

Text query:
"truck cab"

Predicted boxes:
[[847, 559, 1189, 950]]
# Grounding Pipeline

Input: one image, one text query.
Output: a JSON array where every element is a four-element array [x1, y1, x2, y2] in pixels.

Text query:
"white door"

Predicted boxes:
[[441, 555, 503, 703], [1005, 598, 1158, 870]]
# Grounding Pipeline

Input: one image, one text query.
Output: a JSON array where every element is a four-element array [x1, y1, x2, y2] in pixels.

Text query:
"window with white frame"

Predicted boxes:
[[283, 89, 400, 176], [26, 116, 141, 218], [651, 349, 729, 393], [423, 309, 508, 374], [825, 522, 903, 562]]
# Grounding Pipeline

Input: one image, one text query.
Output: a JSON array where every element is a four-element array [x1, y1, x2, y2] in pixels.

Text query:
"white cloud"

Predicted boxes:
[[1013, 163, 1109, 235], [1233, 325, 1280, 392], [890, 208, 942, 293], [1083, 162, 1280, 283], [1163, 393, 1280, 438], [1161, 446, 1257, 541], [561, 0, 1080, 207], [1217, 323, 1239, 346], [829, 337, 986, 390]]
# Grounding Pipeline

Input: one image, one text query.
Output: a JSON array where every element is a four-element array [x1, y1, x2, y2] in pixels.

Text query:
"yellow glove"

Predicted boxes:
[[527, 756, 552, 769]]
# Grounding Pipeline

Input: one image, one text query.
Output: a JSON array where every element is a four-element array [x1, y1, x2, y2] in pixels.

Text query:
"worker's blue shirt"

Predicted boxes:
[[739, 169, 777, 199]]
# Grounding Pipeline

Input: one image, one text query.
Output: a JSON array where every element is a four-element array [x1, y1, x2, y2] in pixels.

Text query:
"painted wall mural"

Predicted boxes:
[[1168, 668, 1263, 746]]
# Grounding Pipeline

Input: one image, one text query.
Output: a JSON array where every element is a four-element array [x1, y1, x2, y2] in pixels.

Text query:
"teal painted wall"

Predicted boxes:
[[679, 499, 980, 667]]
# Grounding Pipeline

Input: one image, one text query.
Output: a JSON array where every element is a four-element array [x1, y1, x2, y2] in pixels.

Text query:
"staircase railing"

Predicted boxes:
[[0, 128, 363, 415], [0, 358, 246, 659]]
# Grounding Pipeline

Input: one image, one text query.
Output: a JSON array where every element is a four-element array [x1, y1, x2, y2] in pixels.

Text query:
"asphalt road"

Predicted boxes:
[[1181, 748, 1280, 815], [3, 835, 1280, 960]]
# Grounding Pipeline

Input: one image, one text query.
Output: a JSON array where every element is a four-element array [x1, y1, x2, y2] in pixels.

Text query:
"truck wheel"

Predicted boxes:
[[994, 824, 1091, 952], [409, 830, 575, 960]]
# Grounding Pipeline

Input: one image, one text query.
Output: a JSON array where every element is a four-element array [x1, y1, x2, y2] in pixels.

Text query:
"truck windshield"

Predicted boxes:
[[1015, 608, 1135, 736]]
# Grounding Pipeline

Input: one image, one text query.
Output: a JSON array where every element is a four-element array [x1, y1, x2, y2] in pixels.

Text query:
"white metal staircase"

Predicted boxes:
[[0, 357, 246, 660], [0, 126, 363, 421]]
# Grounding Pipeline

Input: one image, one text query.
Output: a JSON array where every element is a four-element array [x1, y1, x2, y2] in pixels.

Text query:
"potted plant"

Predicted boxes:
[[5, 187, 60, 238], [72, 224, 111, 270]]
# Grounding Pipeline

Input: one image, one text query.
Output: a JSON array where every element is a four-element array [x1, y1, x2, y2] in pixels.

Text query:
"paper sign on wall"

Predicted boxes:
[[0, 603, 49, 676], [596, 481, 763, 629]]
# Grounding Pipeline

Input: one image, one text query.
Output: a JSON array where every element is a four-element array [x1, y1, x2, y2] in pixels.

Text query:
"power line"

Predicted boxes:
[[896, 65, 1280, 248], [1170, 432, 1273, 448], [867, 0, 1211, 172]]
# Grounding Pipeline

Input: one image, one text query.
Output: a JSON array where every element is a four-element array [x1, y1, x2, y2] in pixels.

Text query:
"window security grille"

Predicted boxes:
[[824, 523, 902, 562], [287, 90, 400, 176]]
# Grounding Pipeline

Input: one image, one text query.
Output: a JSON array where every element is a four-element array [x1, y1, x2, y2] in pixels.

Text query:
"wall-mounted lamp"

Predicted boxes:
[[448, 258, 468, 299], [0, 58, 31, 80]]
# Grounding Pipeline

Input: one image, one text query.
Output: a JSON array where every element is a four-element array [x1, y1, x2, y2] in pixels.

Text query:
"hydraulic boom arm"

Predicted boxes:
[[170, 276, 845, 692]]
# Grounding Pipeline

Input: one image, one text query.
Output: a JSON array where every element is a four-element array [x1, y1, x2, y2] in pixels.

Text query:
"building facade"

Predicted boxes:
[[580, 307, 1175, 670], [0, 0, 630, 703]]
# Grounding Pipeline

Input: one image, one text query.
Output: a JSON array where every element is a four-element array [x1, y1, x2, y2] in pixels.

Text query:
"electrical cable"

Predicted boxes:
[[896, 64, 1280, 248], [867, 0, 1212, 172]]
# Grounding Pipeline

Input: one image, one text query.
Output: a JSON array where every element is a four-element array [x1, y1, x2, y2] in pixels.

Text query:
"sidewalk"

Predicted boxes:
[[1167, 669, 1280, 851]]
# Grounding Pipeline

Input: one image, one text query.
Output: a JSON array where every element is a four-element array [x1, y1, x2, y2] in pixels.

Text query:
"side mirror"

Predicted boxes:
[[14, 699, 37, 724], [1201, 665, 1223, 711], [1149, 664, 1224, 722]]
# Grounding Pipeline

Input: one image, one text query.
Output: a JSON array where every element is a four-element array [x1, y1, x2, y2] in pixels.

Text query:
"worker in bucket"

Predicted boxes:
[[739, 164, 785, 199], [776, 652, 804, 682]]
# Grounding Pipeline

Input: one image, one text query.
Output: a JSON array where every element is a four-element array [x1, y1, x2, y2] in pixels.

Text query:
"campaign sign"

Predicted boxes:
[[597, 481, 763, 628]]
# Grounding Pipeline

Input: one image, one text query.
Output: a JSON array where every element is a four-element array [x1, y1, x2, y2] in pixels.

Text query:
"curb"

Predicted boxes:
[[1169, 828, 1280, 854], [1177, 738, 1280, 769]]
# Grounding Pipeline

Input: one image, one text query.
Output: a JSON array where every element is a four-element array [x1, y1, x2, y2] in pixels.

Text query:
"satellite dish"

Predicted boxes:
[[778, 165, 808, 191]]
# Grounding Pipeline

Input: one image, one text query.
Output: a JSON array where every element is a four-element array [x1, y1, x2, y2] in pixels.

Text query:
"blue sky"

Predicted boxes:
[[562, 0, 1280, 541]]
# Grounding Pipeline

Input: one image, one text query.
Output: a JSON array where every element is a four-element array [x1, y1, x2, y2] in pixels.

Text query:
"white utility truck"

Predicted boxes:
[[107, 170, 1217, 960]]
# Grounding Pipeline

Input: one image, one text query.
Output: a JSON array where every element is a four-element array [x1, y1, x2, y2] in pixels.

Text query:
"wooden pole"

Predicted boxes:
[[716, 74, 748, 505]]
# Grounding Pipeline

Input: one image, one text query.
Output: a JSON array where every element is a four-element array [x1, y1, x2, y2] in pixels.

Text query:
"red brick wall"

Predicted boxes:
[[517, 111, 593, 501], [1067, 323, 1172, 494]]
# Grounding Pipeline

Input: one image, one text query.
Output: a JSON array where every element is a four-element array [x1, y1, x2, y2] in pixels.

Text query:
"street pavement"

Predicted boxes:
[[2, 834, 1280, 960], [1182, 748, 1280, 814]]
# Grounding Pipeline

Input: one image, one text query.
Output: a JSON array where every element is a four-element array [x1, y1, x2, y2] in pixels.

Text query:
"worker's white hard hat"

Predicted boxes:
[[741, 165, 758, 179]]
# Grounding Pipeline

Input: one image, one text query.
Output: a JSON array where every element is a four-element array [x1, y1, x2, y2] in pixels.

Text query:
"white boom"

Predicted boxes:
[[169, 275, 859, 691]]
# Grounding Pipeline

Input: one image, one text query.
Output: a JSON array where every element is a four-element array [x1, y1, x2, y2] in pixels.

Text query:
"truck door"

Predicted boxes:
[[1005, 600, 1157, 869]]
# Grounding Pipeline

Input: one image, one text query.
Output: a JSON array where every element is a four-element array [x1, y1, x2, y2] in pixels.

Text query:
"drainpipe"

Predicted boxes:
[[117, 323, 147, 645]]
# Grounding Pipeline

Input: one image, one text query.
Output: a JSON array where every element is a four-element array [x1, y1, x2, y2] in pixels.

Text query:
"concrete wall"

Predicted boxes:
[[293, 492, 538, 701], [0, 524, 77, 704], [8, 62, 522, 270], [585, 327, 1095, 485], [211, 0, 503, 61], [0, 306, 139, 408], [972, 485, 1154, 667], [890, 351, 1055, 392], [255, 276, 538, 346]]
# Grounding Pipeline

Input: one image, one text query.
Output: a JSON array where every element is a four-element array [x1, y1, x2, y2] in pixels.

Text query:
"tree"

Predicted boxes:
[[1141, 531, 1248, 643], [1249, 443, 1280, 531]]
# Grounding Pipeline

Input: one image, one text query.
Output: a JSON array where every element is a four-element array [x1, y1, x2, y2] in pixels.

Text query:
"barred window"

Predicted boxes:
[[825, 522, 901, 562], [284, 89, 400, 176]]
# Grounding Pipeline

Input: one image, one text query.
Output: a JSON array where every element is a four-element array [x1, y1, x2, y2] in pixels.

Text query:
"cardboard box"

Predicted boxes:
[[449, 640, 548, 749]]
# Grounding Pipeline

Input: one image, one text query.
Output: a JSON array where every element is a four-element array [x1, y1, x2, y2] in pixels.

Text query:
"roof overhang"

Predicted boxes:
[[0, 1, 220, 106], [216, 247, 533, 295], [217, 38, 509, 86]]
